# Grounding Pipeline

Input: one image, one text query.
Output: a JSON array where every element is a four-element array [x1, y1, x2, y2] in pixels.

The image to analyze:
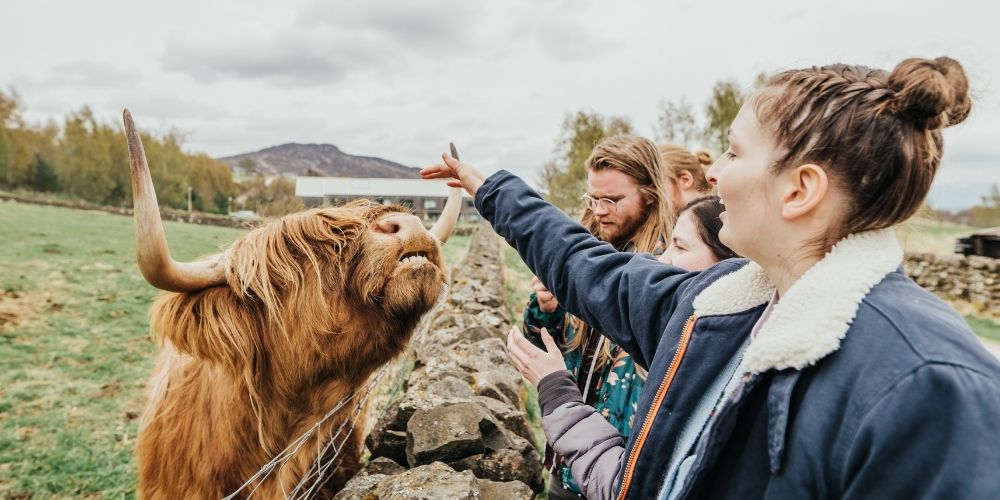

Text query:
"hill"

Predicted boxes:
[[217, 143, 421, 178]]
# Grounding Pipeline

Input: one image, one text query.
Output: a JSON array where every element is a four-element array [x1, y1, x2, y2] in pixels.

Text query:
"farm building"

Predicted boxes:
[[294, 176, 479, 221]]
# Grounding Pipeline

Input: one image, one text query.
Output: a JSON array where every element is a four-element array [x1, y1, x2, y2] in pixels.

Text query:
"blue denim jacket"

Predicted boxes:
[[478, 170, 1000, 499]]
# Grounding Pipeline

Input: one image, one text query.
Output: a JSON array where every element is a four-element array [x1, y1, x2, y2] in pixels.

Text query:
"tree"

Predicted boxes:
[[969, 184, 1000, 228], [0, 126, 10, 187], [543, 110, 634, 211], [702, 80, 746, 154], [29, 153, 58, 192], [8, 123, 58, 189], [0, 88, 24, 187], [655, 97, 699, 148], [55, 106, 116, 202], [238, 158, 258, 176]]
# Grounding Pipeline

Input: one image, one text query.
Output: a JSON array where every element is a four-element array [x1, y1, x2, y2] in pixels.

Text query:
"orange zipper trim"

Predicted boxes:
[[616, 314, 697, 500]]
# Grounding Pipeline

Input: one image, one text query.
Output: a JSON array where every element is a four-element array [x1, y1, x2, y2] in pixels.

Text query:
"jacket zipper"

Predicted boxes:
[[616, 314, 697, 500]]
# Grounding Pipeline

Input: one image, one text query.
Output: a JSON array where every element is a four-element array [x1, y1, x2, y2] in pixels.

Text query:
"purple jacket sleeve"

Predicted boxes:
[[538, 371, 625, 500]]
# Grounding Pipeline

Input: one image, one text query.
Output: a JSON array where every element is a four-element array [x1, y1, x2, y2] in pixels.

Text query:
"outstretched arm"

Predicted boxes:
[[423, 156, 694, 369]]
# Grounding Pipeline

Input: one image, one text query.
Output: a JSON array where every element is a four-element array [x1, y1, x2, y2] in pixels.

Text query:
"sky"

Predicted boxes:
[[2, 0, 998, 210]]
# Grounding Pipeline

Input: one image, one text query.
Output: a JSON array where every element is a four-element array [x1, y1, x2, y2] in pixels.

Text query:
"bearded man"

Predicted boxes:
[[523, 135, 673, 500]]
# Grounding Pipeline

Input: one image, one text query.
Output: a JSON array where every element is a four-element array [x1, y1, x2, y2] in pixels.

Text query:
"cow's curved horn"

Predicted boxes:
[[429, 142, 463, 243], [430, 187, 463, 243], [124, 109, 226, 292]]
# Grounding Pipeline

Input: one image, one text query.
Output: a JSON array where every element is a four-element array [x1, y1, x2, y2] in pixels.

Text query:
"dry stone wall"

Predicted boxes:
[[904, 252, 999, 316], [337, 226, 543, 499]]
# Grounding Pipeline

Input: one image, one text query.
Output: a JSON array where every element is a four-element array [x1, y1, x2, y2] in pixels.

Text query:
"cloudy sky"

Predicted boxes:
[[3, 0, 997, 210]]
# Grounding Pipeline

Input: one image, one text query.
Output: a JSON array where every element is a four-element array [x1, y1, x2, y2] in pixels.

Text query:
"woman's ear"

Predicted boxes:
[[678, 171, 695, 191], [780, 164, 828, 220]]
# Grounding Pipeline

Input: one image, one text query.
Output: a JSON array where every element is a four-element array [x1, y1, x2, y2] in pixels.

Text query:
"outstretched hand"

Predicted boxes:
[[420, 149, 487, 197], [506, 326, 567, 387]]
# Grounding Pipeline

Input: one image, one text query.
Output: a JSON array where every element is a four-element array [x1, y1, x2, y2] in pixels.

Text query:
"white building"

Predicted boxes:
[[295, 176, 478, 221]]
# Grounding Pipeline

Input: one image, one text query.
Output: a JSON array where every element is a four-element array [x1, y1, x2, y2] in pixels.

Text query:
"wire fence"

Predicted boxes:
[[222, 282, 450, 499]]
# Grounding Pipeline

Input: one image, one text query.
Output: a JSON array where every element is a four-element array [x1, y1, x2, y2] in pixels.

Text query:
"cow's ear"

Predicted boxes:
[[150, 287, 264, 376]]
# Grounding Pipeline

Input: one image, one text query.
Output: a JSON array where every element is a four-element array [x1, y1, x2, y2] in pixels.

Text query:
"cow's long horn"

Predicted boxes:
[[430, 187, 463, 243], [429, 142, 463, 243], [124, 109, 226, 292]]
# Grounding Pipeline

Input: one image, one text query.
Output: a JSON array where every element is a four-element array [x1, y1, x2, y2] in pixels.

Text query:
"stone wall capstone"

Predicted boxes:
[[338, 226, 543, 499]]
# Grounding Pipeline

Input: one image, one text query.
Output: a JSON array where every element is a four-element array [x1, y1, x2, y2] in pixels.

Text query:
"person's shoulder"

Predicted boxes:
[[684, 258, 752, 291], [853, 272, 1000, 377]]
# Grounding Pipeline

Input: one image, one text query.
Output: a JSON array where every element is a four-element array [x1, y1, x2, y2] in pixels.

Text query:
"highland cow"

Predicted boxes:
[[123, 110, 461, 498]]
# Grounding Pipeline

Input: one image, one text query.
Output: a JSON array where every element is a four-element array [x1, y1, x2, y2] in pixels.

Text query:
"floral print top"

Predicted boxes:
[[523, 294, 648, 495]]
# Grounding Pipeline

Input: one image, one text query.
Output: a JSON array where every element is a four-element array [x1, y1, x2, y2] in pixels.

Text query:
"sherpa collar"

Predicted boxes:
[[692, 228, 903, 374]]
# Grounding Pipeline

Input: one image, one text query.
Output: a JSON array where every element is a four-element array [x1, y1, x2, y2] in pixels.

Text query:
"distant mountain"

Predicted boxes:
[[217, 143, 421, 179]]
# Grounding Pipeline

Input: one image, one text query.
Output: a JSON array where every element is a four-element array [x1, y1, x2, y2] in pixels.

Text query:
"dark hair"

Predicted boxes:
[[680, 195, 737, 262], [754, 57, 971, 251]]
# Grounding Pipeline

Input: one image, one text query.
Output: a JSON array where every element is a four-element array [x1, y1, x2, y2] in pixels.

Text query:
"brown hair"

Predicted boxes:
[[754, 57, 971, 251], [658, 143, 715, 194], [681, 195, 738, 262], [569, 135, 672, 367]]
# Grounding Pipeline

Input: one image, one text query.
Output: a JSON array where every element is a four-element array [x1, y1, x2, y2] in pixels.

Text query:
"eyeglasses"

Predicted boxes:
[[580, 191, 639, 214]]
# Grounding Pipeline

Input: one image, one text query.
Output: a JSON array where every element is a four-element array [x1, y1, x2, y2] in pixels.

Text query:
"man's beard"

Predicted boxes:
[[598, 214, 646, 249]]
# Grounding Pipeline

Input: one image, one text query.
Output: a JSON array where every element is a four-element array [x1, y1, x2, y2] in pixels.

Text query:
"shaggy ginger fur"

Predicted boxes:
[[137, 201, 447, 498]]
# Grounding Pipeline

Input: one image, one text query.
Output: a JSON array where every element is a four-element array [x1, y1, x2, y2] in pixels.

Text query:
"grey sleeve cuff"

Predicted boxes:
[[538, 370, 584, 417]]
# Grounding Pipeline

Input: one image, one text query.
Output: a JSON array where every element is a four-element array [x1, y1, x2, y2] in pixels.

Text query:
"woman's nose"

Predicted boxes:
[[705, 160, 721, 186]]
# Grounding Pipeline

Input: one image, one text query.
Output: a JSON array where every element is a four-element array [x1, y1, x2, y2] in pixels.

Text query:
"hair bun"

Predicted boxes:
[[888, 57, 971, 129], [694, 149, 714, 166]]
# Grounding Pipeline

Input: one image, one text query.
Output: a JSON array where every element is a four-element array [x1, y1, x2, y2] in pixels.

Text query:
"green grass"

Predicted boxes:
[[0, 201, 245, 498], [897, 215, 975, 255], [502, 243, 535, 325], [967, 315, 1000, 343], [0, 201, 471, 498]]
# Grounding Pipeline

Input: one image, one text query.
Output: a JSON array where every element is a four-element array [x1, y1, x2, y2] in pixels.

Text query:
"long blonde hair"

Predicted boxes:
[[567, 135, 671, 368]]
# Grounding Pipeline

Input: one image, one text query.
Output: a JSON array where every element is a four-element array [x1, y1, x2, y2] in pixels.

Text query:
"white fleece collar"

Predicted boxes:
[[692, 228, 903, 374]]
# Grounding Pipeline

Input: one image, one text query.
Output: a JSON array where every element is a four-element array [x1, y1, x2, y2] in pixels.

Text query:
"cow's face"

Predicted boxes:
[[349, 209, 447, 318], [225, 202, 447, 327]]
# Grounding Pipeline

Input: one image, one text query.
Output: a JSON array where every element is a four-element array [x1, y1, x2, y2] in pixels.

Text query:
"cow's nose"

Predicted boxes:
[[374, 213, 425, 240]]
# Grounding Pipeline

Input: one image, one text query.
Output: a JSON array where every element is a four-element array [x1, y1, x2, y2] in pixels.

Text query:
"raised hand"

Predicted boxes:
[[506, 326, 566, 387], [420, 148, 487, 197], [531, 276, 559, 313]]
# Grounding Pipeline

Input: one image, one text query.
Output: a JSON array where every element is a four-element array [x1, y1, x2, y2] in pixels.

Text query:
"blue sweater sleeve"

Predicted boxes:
[[475, 170, 695, 369]]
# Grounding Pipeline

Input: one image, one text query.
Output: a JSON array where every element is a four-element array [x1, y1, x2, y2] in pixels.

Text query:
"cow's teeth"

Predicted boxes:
[[399, 254, 430, 264]]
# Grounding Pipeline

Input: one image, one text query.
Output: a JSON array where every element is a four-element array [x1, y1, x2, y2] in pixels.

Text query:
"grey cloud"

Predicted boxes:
[[161, 0, 620, 88], [108, 92, 232, 122], [161, 29, 399, 86], [13, 60, 141, 90], [506, 3, 626, 62], [296, 0, 483, 54]]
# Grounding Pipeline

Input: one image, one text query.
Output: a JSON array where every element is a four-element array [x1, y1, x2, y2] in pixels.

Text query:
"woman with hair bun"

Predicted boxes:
[[658, 144, 715, 214], [424, 56, 1000, 499]]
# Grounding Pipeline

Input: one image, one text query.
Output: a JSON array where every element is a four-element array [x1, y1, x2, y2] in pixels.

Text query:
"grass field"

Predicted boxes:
[[0, 200, 470, 499], [897, 215, 976, 255]]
